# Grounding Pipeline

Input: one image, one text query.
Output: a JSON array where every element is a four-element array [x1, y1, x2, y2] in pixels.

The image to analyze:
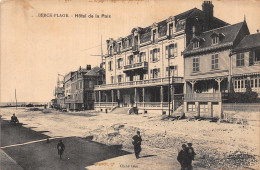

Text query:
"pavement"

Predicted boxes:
[[0, 119, 131, 170]]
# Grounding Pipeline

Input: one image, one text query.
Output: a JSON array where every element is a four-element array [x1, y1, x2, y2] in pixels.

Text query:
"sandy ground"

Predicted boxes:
[[0, 107, 259, 169]]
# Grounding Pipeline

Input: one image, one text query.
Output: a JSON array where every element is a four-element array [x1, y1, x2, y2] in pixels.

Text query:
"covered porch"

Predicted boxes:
[[94, 83, 184, 114], [184, 77, 228, 119]]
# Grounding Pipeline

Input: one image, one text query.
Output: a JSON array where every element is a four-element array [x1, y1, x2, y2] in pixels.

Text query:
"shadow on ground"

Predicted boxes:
[[1, 120, 131, 170]]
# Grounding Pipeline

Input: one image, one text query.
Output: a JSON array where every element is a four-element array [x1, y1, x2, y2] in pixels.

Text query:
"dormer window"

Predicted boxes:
[[212, 36, 219, 45], [109, 46, 112, 55], [169, 23, 174, 39], [193, 41, 200, 49], [152, 29, 157, 43], [118, 43, 122, 53]]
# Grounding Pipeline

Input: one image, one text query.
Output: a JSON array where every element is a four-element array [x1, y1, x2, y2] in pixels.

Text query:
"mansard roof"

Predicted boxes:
[[108, 6, 228, 51], [233, 33, 260, 52], [183, 21, 248, 56]]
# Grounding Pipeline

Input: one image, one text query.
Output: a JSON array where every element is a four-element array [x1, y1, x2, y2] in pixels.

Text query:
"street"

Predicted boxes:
[[1, 119, 130, 170]]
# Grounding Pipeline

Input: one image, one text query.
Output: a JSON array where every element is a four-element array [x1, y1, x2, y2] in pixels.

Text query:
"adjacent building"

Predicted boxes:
[[94, 1, 228, 114], [64, 65, 104, 111], [183, 20, 260, 118]]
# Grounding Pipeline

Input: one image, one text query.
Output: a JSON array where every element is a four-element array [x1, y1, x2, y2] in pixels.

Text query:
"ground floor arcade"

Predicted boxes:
[[94, 84, 183, 114]]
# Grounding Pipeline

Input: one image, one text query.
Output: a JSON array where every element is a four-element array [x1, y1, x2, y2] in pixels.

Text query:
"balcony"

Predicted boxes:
[[94, 77, 184, 91], [123, 62, 148, 72], [184, 93, 222, 102]]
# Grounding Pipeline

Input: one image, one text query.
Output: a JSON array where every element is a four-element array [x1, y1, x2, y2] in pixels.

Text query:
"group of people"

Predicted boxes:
[[177, 143, 196, 170], [10, 113, 196, 167]]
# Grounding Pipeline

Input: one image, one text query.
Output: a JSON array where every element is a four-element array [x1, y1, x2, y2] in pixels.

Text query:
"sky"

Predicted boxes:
[[1, 0, 260, 103]]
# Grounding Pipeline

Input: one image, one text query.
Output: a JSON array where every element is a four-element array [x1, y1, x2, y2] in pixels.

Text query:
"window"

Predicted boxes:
[[166, 66, 178, 77], [211, 54, 219, 69], [152, 29, 157, 43], [139, 52, 146, 62], [188, 103, 196, 112], [118, 43, 121, 53], [108, 61, 113, 71], [128, 55, 134, 65], [117, 58, 123, 69], [255, 50, 260, 62], [236, 53, 245, 67], [150, 48, 160, 62], [150, 68, 160, 79], [166, 43, 177, 58], [109, 46, 112, 55], [169, 23, 174, 38], [111, 76, 114, 84], [212, 36, 219, 45], [192, 57, 200, 72], [118, 75, 123, 83], [193, 41, 199, 49]]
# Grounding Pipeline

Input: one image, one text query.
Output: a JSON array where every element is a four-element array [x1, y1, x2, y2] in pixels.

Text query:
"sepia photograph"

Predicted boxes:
[[0, 0, 260, 169]]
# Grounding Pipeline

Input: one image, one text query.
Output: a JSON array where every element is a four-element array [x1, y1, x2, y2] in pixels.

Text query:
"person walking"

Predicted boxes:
[[187, 143, 196, 169], [177, 144, 190, 170], [132, 131, 142, 159], [57, 140, 65, 159]]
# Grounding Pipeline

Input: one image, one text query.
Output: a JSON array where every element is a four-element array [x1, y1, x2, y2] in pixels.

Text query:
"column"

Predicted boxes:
[[184, 81, 187, 94], [208, 102, 212, 118], [111, 90, 114, 108], [117, 90, 120, 107], [111, 90, 114, 102], [142, 88, 145, 106], [195, 102, 200, 117], [134, 88, 137, 107], [215, 78, 223, 92], [160, 86, 164, 109], [219, 101, 223, 121], [191, 81, 196, 93], [171, 85, 175, 111], [99, 91, 101, 103]]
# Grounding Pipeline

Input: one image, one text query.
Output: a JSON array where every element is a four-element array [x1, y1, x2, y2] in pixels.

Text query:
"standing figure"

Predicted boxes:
[[57, 140, 65, 159], [187, 143, 196, 169], [177, 144, 190, 170], [132, 131, 142, 159], [10, 114, 19, 125]]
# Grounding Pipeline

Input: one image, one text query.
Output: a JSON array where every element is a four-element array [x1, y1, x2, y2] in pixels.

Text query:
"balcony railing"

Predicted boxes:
[[124, 62, 148, 71], [136, 102, 172, 108], [94, 77, 184, 90], [184, 93, 222, 102], [94, 102, 118, 108]]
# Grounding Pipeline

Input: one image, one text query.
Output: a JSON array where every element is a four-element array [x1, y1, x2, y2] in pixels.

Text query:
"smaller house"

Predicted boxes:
[[182, 21, 250, 118], [231, 33, 260, 94]]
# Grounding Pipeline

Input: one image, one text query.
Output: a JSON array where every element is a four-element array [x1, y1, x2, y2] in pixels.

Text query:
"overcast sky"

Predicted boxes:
[[1, 0, 260, 103]]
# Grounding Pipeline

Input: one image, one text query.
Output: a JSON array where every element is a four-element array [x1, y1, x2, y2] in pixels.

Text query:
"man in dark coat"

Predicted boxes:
[[132, 131, 142, 159], [10, 114, 19, 125], [187, 143, 196, 169], [57, 140, 65, 159], [177, 144, 190, 170]]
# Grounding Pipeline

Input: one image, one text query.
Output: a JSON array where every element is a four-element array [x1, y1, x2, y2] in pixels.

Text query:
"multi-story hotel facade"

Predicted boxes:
[[94, 1, 228, 114]]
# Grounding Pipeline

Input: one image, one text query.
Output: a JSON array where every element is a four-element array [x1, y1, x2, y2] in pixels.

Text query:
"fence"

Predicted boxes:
[[223, 103, 260, 112]]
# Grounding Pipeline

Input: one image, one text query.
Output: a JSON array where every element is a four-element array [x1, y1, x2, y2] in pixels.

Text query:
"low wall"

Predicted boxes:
[[223, 103, 260, 112]]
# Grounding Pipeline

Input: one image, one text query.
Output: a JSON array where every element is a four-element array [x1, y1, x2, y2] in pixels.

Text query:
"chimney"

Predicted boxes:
[[86, 65, 91, 70], [202, 1, 214, 19], [202, 1, 214, 30]]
